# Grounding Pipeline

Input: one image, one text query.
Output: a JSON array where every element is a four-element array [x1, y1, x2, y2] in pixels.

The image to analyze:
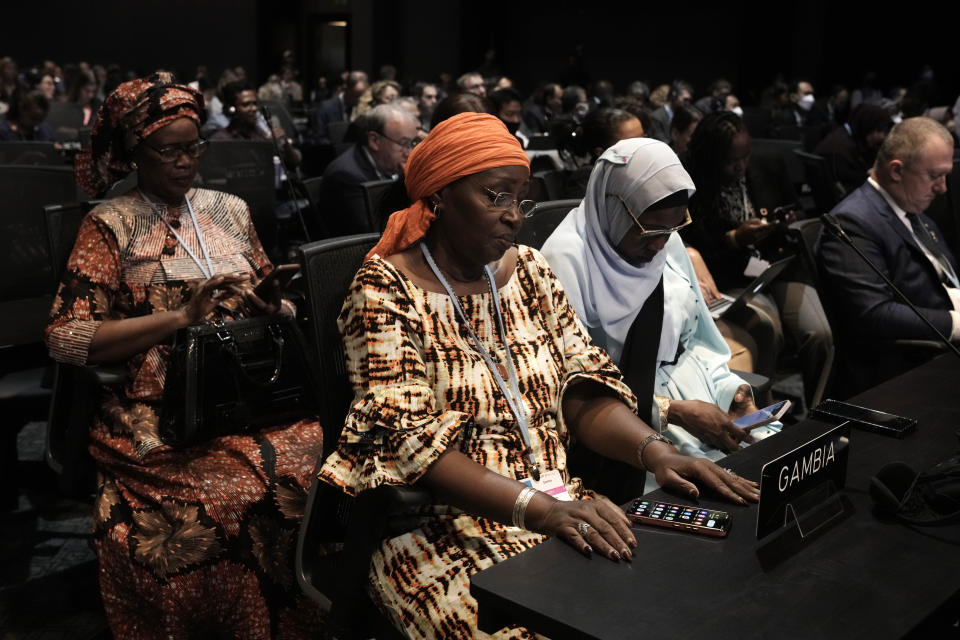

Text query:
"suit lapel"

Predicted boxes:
[[863, 184, 945, 283]]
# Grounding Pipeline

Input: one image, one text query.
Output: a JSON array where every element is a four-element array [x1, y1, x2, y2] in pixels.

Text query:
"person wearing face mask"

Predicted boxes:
[[772, 79, 826, 133], [541, 138, 781, 465], [814, 103, 893, 193], [488, 87, 531, 148], [817, 117, 957, 394]]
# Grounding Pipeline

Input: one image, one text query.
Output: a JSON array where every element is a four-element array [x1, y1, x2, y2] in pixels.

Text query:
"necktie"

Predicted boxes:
[[906, 213, 958, 287]]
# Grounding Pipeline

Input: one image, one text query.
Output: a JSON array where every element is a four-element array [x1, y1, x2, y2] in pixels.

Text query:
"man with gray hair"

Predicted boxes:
[[457, 71, 486, 97], [319, 103, 418, 235], [817, 117, 956, 392]]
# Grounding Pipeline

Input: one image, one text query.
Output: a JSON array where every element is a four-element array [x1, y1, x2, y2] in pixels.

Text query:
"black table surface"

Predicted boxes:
[[471, 355, 960, 639]]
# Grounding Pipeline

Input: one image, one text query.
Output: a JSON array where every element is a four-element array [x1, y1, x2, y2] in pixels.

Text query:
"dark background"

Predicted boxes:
[[2, 0, 956, 105]]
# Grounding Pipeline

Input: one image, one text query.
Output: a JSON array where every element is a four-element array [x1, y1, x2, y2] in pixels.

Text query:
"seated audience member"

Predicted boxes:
[[67, 70, 100, 128], [684, 111, 833, 403], [0, 56, 19, 115], [25, 68, 57, 101], [319, 112, 759, 640], [724, 93, 743, 116], [694, 78, 733, 114], [770, 79, 825, 132], [456, 71, 486, 97], [412, 81, 438, 132], [318, 102, 417, 235], [488, 87, 530, 147], [429, 91, 489, 129], [648, 80, 694, 143], [356, 79, 401, 117], [668, 103, 703, 162], [542, 138, 780, 462], [210, 81, 301, 167], [561, 107, 644, 198], [0, 89, 58, 142], [559, 85, 590, 124], [613, 94, 654, 137], [824, 84, 851, 128], [814, 104, 893, 194], [523, 82, 563, 135], [590, 79, 615, 108], [311, 69, 369, 143], [816, 117, 957, 393], [626, 80, 651, 108], [48, 72, 323, 639]]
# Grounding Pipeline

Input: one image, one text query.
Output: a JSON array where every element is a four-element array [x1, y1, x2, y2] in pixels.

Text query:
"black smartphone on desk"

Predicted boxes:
[[810, 399, 917, 438]]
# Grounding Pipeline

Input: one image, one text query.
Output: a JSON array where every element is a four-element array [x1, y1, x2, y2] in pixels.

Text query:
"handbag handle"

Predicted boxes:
[[219, 324, 284, 386]]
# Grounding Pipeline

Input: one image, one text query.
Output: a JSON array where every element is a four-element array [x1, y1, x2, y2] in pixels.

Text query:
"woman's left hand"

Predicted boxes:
[[231, 278, 283, 316], [643, 441, 760, 505]]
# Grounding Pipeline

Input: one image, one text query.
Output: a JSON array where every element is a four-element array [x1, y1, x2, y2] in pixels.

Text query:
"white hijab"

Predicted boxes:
[[542, 137, 696, 364]]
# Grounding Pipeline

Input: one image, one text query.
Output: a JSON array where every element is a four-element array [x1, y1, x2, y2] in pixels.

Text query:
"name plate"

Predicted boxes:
[[756, 423, 851, 539]]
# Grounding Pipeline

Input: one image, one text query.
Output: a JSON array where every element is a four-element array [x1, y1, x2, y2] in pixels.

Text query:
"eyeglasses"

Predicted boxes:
[[376, 131, 418, 151], [617, 195, 692, 239], [141, 139, 208, 163], [482, 186, 536, 218]]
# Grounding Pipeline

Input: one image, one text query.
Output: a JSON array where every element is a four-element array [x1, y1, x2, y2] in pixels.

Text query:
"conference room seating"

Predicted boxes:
[[0, 141, 63, 165], [515, 198, 579, 250], [359, 178, 401, 233], [794, 149, 844, 214]]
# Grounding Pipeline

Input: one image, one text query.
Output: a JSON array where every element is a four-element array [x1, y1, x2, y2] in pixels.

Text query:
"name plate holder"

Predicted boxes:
[[756, 423, 852, 541]]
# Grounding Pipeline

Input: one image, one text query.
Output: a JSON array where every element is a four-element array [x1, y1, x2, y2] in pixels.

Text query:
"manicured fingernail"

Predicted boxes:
[[583, 545, 593, 556], [609, 550, 620, 561], [621, 547, 632, 561], [629, 538, 637, 548]]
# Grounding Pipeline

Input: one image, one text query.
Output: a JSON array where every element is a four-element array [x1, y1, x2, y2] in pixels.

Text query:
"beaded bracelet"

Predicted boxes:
[[511, 486, 538, 530]]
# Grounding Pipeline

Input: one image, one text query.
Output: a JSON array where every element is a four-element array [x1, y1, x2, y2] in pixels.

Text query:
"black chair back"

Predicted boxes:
[[0, 142, 63, 165], [532, 169, 565, 201], [526, 134, 556, 151], [515, 199, 580, 250], [261, 100, 302, 145], [0, 165, 77, 346], [44, 201, 97, 290], [360, 178, 402, 233], [327, 120, 350, 145], [302, 176, 323, 205], [751, 138, 805, 188], [794, 149, 844, 214], [46, 103, 84, 141]]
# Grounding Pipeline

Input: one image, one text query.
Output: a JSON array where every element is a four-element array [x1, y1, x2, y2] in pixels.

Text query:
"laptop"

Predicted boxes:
[[707, 256, 794, 319]]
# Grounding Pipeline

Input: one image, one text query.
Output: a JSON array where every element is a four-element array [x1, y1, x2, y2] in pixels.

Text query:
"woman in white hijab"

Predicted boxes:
[[542, 137, 781, 462]]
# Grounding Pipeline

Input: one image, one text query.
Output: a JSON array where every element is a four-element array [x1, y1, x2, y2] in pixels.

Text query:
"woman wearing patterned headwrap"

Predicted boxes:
[[46, 73, 324, 639], [320, 112, 760, 639]]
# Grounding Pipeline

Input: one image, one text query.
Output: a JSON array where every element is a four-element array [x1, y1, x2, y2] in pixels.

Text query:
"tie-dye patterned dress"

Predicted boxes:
[[45, 189, 324, 639], [320, 245, 636, 639]]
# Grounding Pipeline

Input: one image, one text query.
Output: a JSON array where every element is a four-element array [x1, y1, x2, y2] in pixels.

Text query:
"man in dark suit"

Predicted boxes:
[[318, 103, 418, 236], [311, 70, 368, 144], [648, 80, 693, 143], [816, 117, 957, 393]]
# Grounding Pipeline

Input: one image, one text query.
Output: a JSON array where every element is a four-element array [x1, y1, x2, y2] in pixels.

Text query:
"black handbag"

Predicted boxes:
[[160, 314, 321, 448]]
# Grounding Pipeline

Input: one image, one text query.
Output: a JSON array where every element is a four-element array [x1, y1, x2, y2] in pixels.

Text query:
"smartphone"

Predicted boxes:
[[253, 264, 300, 300], [765, 203, 797, 224], [809, 399, 917, 438], [626, 499, 730, 538], [731, 400, 792, 431]]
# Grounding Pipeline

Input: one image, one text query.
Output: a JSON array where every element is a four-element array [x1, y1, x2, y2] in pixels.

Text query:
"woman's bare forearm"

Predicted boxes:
[[87, 310, 189, 364]]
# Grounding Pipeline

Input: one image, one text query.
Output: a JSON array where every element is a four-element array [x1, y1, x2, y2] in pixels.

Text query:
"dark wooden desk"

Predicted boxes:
[[471, 355, 960, 639]]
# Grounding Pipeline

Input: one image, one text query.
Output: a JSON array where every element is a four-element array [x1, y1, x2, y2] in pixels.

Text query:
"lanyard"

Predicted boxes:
[[139, 190, 215, 279], [420, 242, 541, 480]]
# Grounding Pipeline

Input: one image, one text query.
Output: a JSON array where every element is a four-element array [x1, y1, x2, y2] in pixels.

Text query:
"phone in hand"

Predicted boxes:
[[626, 499, 731, 538], [253, 264, 300, 300], [731, 399, 792, 431], [765, 203, 798, 225]]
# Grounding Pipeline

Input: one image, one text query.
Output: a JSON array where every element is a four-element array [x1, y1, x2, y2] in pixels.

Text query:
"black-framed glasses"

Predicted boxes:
[[482, 186, 536, 218], [141, 139, 208, 163], [376, 131, 418, 151], [617, 195, 692, 239]]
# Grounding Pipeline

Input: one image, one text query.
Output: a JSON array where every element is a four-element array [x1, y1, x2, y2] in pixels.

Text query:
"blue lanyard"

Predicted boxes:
[[420, 242, 541, 480], [140, 190, 214, 279]]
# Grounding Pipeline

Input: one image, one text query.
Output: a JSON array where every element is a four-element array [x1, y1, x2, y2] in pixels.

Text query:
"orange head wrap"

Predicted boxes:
[[366, 112, 531, 260]]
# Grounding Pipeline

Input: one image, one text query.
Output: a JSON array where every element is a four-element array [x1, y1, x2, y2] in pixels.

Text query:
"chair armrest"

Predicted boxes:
[[731, 369, 771, 397], [892, 339, 949, 354]]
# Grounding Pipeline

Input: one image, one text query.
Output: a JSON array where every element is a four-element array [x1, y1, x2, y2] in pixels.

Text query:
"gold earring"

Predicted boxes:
[[130, 161, 139, 170]]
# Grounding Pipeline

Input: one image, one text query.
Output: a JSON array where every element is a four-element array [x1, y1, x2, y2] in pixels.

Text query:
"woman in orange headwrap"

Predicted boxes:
[[320, 112, 759, 639]]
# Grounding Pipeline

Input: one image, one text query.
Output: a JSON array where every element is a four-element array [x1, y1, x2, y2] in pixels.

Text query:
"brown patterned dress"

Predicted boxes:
[[320, 245, 636, 639], [46, 189, 324, 639]]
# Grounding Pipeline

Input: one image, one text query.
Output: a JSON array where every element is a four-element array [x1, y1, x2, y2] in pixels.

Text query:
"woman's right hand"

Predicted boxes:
[[733, 218, 776, 246], [643, 441, 761, 505], [181, 273, 248, 325], [532, 495, 637, 562], [668, 399, 752, 453], [686, 247, 721, 302]]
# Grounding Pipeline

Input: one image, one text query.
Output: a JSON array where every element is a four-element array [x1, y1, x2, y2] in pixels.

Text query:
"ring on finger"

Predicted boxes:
[[211, 288, 221, 297], [576, 521, 592, 537], [723, 467, 736, 477]]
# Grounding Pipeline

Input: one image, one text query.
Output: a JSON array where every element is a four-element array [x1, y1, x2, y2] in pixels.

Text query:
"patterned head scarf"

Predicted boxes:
[[367, 112, 530, 260], [75, 71, 204, 197]]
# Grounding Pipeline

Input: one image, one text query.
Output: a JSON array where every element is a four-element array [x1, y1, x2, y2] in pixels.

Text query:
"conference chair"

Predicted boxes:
[[0, 141, 63, 166], [45, 102, 84, 142], [327, 120, 350, 146], [794, 149, 844, 214], [531, 169, 565, 201], [359, 178, 402, 232], [296, 233, 417, 639], [261, 99, 303, 146], [515, 199, 580, 250]]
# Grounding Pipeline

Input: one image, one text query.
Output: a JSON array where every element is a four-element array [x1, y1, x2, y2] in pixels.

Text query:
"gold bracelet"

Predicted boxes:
[[636, 433, 671, 471], [512, 486, 538, 530]]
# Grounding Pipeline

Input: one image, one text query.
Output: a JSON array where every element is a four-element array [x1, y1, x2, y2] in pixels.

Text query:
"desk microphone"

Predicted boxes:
[[821, 213, 960, 360]]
